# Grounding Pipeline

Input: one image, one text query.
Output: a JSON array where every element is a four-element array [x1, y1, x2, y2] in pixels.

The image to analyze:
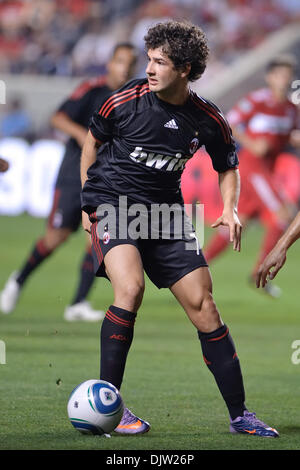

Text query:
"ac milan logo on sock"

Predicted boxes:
[[103, 231, 110, 244], [109, 334, 128, 342]]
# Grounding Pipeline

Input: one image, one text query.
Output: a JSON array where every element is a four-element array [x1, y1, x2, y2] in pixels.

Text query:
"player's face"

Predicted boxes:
[[265, 66, 294, 95], [146, 48, 189, 95], [107, 47, 137, 89]]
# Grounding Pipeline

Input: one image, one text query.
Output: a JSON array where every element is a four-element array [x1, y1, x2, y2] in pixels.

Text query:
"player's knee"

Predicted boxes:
[[44, 228, 71, 250], [190, 290, 220, 332], [116, 280, 145, 311]]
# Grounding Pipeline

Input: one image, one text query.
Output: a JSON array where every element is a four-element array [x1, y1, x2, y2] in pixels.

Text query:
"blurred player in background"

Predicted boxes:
[[256, 210, 300, 288], [0, 43, 137, 321], [204, 54, 300, 297]]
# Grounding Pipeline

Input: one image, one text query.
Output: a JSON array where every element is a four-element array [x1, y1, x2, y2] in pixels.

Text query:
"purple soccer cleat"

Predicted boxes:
[[114, 407, 150, 435], [230, 411, 279, 438]]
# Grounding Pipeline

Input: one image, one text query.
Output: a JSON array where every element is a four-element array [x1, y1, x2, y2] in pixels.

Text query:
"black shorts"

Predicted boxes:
[[48, 184, 82, 232], [88, 210, 208, 289]]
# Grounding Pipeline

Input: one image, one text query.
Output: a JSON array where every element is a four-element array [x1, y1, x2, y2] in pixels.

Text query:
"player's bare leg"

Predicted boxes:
[[42, 226, 72, 250], [104, 244, 145, 312], [170, 266, 221, 332], [98, 244, 150, 434], [169, 266, 279, 437]]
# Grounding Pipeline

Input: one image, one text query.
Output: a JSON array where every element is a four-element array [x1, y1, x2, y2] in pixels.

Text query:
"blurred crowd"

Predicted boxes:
[[1, 0, 300, 141], [1, 0, 299, 79]]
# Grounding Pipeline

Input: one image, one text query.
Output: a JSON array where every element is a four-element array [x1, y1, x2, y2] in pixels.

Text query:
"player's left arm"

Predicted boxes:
[[204, 105, 242, 251], [212, 168, 242, 252]]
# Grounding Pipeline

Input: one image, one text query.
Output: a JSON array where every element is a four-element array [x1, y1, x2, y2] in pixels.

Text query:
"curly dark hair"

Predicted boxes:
[[144, 21, 209, 82]]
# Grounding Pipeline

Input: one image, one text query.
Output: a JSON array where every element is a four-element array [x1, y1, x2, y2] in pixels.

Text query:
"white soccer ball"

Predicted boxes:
[[67, 379, 124, 435]]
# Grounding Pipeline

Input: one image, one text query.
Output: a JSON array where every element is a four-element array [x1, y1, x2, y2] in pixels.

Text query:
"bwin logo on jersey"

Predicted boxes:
[[130, 146, 188, 172]]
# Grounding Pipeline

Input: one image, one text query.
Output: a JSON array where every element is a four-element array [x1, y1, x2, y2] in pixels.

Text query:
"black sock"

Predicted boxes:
[[71, 248, 95, 305], [198, 324, 246, 420], [100, 305, 136, 390], [17, 239, 53, 286]]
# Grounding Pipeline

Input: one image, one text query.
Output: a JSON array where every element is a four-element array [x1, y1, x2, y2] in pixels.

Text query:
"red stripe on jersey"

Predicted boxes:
[[89, 211, 97, 223], [99, 83, 149, 116], [91, 223, 103, 264], [103, 87, 151, 118], [191, 95, 232, 145], [100, 84, 150, 118], [70, 76, 107, 100]]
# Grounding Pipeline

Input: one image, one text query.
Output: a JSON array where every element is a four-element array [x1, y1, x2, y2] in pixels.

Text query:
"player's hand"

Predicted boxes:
[[256, 245, 287, 288], [82, 211, 91, 234], [211, 209, 242, 252], [0, 158, 9, 173]]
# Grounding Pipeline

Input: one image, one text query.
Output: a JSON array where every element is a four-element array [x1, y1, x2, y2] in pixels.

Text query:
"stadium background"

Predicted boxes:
[[0, 0, 300, 451]]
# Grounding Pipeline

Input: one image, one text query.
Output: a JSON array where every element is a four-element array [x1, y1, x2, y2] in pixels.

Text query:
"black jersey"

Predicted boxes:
[[55, 76, 112, 187], [82, 78, 238, 211]]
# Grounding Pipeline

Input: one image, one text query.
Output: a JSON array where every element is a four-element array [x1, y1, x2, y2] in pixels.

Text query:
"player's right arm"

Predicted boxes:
[[80, 84, 124, 232], [202, 98, 242, 251], [256, 210, 300, 287], [80, 130, 101, 233]]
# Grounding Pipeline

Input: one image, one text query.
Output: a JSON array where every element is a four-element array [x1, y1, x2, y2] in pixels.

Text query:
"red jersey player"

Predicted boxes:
[[204, 54, 300, 296]]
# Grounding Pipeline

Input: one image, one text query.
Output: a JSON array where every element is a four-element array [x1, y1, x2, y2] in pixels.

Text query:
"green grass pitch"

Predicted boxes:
[[0, 214, 299, 450]]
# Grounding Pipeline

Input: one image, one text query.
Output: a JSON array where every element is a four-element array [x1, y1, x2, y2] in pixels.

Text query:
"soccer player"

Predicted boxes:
[[256, 210, 300, 288], [204, 55, 299, 297], [0, 43, 137, 321], [80, 21, 278, 437]]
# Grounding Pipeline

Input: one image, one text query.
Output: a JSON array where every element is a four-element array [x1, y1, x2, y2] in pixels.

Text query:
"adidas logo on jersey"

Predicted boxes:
[[164, 119, 178, 129]]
